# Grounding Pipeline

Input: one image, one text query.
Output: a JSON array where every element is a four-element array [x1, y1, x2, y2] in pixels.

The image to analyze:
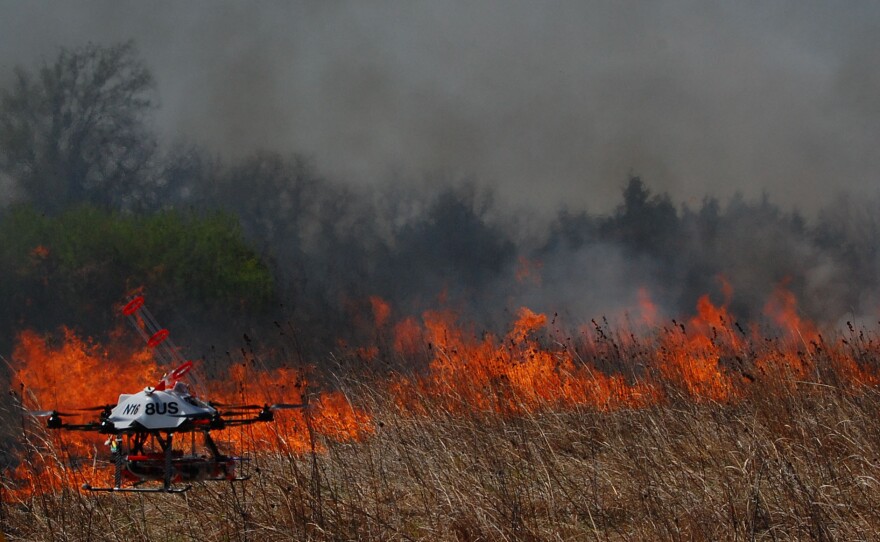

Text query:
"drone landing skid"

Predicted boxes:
[[82, 483, 192, 494]]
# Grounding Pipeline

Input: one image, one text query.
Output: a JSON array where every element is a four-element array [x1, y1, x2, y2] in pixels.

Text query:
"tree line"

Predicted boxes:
[[1, 42, 878, 362]]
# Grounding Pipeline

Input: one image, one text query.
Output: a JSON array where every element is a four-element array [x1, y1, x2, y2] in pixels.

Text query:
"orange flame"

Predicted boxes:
[[13, 327, 157, 411], [389, 306, 659, 415], [6, 281, 879, 502], [6, 328, 371, 502], [763, 278, 819, 344]]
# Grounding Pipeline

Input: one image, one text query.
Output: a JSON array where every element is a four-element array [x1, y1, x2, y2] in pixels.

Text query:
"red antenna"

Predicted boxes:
[[122, 296, 186, 367], [121, 295, 197, 391]]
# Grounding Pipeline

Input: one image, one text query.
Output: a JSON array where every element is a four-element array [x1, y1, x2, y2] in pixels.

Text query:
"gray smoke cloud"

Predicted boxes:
[[3, 0, 880, 358], [2, 1, 878, 218]]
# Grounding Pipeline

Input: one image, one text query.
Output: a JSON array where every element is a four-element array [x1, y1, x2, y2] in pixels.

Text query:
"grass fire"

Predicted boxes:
[[2, 16, 880, 540], [3, 281, 880, 540]]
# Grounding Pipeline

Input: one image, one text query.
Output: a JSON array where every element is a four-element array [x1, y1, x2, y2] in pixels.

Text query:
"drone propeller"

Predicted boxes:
[[211, 402, 308, 411], [25, 409, 80, 429], [217, 410, 254, 417], [28, 409, 74, 417], [75, 404, 116, 412], [209, 402, 259, 409]]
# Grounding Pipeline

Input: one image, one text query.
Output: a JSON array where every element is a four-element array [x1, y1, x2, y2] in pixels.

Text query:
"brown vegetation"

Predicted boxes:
[[3, 305, 880, 541]]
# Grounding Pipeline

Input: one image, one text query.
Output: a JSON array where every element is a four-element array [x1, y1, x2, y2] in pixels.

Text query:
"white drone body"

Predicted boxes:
[[109, 383, 216, 431], [28, 295, 304, 493]]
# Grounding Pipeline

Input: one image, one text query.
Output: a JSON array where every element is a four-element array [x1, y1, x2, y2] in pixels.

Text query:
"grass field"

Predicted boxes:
[[3, 299, 880, 541]]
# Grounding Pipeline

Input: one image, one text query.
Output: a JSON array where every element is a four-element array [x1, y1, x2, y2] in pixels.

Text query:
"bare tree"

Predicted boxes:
[[0, 41, 157, 212]]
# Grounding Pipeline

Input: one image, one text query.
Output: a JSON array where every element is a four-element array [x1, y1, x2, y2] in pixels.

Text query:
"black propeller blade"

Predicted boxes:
[[28, 410, 74, 417], [209, 402, 261, 410], [26, 409, 73, 429], [211, 402, 308, 411], [218, 410, 255, 417], [76, 404, 116, 412]]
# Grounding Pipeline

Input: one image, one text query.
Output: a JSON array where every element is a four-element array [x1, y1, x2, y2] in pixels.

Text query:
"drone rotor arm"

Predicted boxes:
[[221, 417, 271, 427], [58, 422, 104, 432]]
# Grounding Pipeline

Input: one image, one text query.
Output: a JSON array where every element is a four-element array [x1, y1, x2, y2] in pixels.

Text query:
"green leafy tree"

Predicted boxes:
[[0, 205, 274, 345]]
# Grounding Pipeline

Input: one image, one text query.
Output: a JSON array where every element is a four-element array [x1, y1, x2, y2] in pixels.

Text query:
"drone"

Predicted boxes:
[[26, 295, 304, 493]]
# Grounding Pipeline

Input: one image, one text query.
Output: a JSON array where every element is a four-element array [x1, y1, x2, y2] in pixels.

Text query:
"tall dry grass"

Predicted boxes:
[[3, 328, 880, 541]]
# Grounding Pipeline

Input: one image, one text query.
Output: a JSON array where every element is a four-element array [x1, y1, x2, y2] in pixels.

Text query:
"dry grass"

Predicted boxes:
[[4, 317, 880, 541], [4, 375, 880, 541]]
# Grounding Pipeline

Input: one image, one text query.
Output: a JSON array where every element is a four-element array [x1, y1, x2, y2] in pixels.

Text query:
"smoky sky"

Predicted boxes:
[[1, 1, 879, 217]]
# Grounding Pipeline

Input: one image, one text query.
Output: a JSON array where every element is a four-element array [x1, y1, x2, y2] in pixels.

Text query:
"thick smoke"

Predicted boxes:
[[170, 151, 880, 352], [1, 4, 880, 357], [1, 1, 880, 215]]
